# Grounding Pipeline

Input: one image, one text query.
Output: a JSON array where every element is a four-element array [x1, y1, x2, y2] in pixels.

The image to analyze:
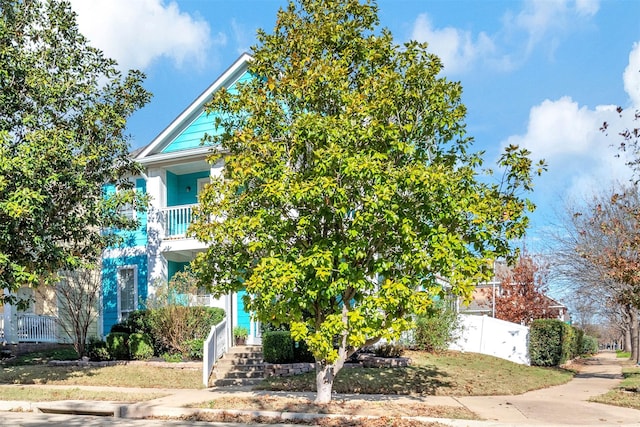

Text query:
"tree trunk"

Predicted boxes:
[[625, 327, 632, 353], [315, 361, 336, 404], [630, 309, 639, 363]]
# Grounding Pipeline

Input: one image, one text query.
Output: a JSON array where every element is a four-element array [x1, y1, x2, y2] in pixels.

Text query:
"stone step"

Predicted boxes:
[[215, 358, 264, 367], [210, 345, 266, 387], [220, 369, 264, 379], [211, 377, 263, 387], [213, 363, 265, 376]]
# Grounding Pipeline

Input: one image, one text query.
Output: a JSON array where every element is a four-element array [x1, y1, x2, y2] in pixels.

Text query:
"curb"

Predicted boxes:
[[0, 400, 506, 427]]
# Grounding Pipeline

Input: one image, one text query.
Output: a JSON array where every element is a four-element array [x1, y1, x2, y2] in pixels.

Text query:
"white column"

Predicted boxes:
[[145, 168, 167, 298], [2, 289, 16, 343]]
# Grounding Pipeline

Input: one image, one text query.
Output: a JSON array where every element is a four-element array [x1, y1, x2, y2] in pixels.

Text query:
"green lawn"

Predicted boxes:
[[1, 348, 574, 397], [257, 350, 574, 396]]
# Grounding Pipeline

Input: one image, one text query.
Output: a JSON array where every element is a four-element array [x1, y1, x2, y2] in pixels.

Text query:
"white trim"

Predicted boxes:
[[137, 53, 253, 160], [137, 146, 216, 166], [116, 265, 138, 323]]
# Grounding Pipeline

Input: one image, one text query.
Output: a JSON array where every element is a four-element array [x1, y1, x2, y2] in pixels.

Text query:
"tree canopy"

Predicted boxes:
[[0, 0, 150, 302], [191, 0, 544, 402]]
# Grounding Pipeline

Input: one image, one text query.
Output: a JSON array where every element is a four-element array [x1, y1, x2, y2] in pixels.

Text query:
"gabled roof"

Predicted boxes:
[[135, 52, 253, 164]]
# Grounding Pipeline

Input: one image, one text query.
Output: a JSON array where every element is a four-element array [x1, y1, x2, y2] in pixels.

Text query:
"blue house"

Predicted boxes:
[[101, 53, 259, 345]]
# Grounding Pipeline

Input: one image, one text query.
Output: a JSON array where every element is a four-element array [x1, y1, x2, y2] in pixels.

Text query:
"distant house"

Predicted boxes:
[[457, 281, 569, 323], [100, 53, 259, 347], [1, 286, 58, 345], [0, 277, 99, 347]]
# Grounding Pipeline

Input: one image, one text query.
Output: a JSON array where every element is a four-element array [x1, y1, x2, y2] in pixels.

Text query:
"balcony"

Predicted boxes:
[[0, 314, 58, 343], [161, 204, 197, 239]]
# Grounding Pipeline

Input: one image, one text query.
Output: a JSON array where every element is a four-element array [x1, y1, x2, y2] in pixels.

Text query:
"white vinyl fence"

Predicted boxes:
[[449, 314, 530, 365]]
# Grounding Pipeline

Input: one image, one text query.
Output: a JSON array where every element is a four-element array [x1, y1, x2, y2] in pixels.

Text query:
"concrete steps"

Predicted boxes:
[[210, 345, 264, 387]]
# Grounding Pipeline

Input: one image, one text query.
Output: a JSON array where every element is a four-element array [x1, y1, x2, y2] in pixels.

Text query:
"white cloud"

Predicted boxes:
[[411, 0, 599, 74], [507, 0, 599, 56], [411, 14, 495, 74], [623, 42, 640, 107], [69, 0, 220, 70], [503, 41, 639, 207]]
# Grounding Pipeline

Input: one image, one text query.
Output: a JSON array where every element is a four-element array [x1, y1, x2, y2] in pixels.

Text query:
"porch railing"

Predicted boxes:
[[203, 318, 227, 387], [161, 204, 197, 238], [16, 314, 57, 343]]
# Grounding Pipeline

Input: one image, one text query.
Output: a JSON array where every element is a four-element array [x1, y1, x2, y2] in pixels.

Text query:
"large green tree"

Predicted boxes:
[[0, 0, 150, 304], [191, 0, 544, 403]]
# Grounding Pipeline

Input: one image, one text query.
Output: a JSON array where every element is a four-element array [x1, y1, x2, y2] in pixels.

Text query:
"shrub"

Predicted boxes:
[[413, 302, 459, 352], [582, 335, 599, 355], [263, 331, 294, 363], [86, 337, 110, 361], [124, 310, 154, 336], [374, 343, 405, 358], [162, 352, 183, 363], [529, 319, 576, 366], [293, 339, 315, 363], [148, 306, 224, 356], [106, 332, 130, 360], [128, 333, 154, 360], [185, 338, 205, 360], [109, 322, 130, 334]]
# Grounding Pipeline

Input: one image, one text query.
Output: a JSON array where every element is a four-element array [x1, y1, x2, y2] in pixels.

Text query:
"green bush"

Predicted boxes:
[[185, 338, 205, 360], [128, 333, 154, 360], [529, 319, 582, 366], [263, 331, 295, 363], [86, 337, 110, 361], [148, 306, 224, 357], [293, 339, 315, 363], [124, 310, 154, 335], [162, 352, 183, 363], [413, 302, 459, 352], [582, 335, 599, 355], [106, 332, 130, 360]]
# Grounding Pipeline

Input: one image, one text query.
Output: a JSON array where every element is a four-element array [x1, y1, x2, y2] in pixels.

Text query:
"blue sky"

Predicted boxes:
[[69, 0, 640, 245]]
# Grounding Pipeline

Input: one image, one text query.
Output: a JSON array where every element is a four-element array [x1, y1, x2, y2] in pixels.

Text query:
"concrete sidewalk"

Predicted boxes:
[[455, 351, 640, 426], [1, 351, 639, 426]]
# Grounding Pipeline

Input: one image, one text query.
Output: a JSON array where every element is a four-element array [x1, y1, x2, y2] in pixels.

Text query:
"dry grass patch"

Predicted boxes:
[[0, 386, 166, 402], [258, 350, 574, 396], [0, 364, 202, 389], [173, 412, 452, 427], [192, 395, 476, 420]]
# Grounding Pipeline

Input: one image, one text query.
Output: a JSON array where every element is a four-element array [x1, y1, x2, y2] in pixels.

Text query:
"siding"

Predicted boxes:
[[161, 70, 254, 154], [101, 254, 148, 335], [103, 179, 148, 248]]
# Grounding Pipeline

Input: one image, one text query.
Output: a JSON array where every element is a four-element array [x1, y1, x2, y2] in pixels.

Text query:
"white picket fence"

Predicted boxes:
[[449, 314, 530, 365]]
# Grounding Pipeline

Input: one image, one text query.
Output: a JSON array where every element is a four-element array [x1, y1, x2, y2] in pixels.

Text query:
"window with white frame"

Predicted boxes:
[[117, 266, 137, 322]]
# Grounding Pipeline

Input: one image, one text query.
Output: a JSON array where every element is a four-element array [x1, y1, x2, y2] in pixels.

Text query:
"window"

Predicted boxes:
[[117, 266, 137, 322]]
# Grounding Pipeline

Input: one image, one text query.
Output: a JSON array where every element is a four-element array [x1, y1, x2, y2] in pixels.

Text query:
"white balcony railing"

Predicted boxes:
[[16, 314, 58, 343], [161, 204, 197, 239]]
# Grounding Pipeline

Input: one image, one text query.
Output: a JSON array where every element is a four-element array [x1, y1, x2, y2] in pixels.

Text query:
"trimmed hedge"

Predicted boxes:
[[263, 331, 294, 363], [106, 332, 129, 360], [128, 333, 154, 360], [530, 319, 594, 366], [582, 335, 599, 355], [263, 331, 315, 364]]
